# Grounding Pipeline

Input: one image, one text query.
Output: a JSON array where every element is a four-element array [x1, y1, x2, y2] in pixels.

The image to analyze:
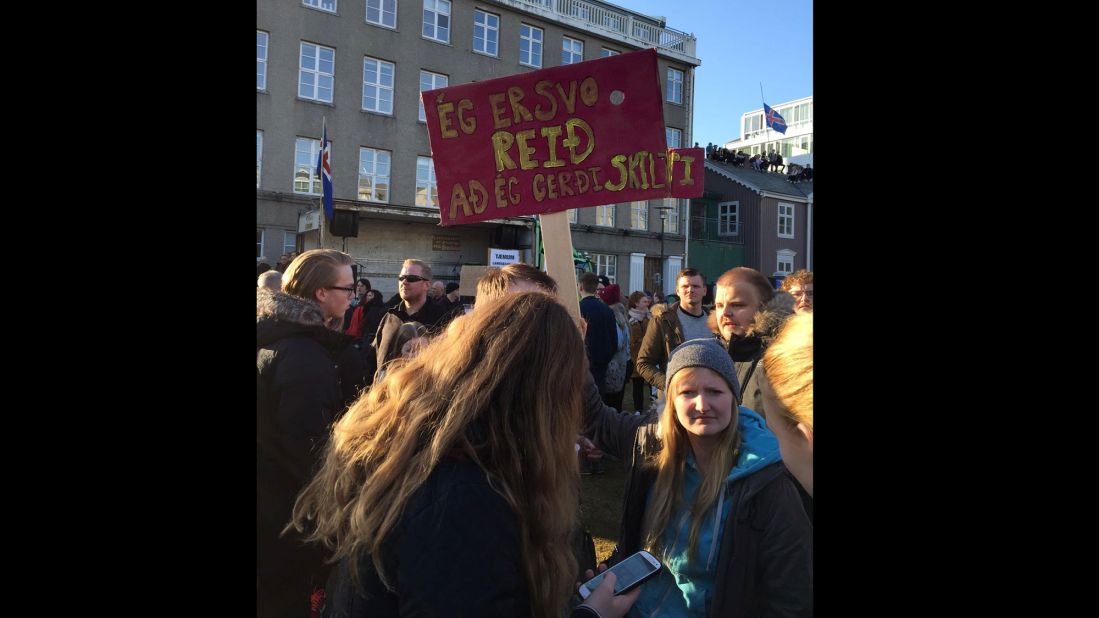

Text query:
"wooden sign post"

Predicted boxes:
[[538, 211, 581, 324]]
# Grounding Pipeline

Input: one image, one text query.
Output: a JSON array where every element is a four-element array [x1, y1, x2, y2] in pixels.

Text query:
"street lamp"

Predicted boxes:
[[655, 202, 675, 296]]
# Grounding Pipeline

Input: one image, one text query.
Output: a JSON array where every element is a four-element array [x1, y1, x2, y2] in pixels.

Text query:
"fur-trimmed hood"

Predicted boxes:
[[747, 291, 795, 344], [708, 290, 796, 345], [256, 288, 342, 331]]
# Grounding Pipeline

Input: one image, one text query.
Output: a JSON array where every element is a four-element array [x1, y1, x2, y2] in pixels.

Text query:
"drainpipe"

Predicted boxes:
[[684, 65, 696, 268], [806, 197, 812, 271]]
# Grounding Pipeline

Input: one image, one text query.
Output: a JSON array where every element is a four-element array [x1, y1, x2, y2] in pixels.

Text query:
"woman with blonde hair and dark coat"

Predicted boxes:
[[291, 292, 633, 618]]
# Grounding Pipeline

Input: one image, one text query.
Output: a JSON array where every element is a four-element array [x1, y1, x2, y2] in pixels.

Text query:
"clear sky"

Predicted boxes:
[[613, 0, 813, 147]]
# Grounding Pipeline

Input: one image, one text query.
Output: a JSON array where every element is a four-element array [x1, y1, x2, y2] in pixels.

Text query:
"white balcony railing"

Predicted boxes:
[[495, 0, 697, 59]]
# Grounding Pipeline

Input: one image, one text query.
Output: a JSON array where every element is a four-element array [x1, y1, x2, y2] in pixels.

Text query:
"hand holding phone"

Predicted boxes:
[[577, 550, 661, 600]]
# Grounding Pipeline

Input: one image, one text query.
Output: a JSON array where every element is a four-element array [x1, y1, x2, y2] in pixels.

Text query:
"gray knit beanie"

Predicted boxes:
[[665, 338, 741, 401]]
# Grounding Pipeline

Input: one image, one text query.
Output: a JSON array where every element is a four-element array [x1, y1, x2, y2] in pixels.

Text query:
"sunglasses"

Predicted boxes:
[[398, 275, 428, 283]]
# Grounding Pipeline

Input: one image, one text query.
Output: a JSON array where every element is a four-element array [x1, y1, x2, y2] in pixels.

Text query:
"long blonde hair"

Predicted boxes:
[[290, 292, 584, 617], [762, 313, 813, 432], [643, 367, 741, 562]]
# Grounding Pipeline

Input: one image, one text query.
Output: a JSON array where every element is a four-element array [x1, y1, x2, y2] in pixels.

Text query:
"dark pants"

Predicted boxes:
[[631, 377, 650, 413]]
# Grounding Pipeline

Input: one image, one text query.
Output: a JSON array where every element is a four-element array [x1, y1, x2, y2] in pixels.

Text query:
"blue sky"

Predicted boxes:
[[614, 0, 813, 147]]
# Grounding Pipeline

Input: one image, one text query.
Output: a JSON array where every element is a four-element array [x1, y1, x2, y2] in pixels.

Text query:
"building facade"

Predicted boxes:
[[257, 0, 700, 298], [689, 159, 813, 285]]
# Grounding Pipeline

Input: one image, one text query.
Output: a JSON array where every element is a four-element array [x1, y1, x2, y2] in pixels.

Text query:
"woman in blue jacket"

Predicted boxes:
[[602, 338, 812, 617]]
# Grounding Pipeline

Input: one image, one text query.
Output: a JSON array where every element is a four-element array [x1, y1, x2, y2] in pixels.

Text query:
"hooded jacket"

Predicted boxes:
[[257, 288, 366, 615], [609, 407, 812, 617], [711, 292, 795, 418]]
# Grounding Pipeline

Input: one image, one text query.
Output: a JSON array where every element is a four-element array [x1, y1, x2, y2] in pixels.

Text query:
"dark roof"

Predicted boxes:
[[704, 160, 812, 200]]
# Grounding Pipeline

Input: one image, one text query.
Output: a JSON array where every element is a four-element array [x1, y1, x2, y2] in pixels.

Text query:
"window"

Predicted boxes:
[[416, 156, 438, 207], [744, 114, 761, 138], [778, 203, 794, 238], [257, 131, 263, 188], [303, 0, 337, 13], [568, 209, 577, 223], [358, 147, 391, 202], [257, 228, 265, 259], [520, 25, 543, 68], [666, 127, 682, 149], [601, 48, 619, 57], [562, 36, 583, 64], [362, 56, 394, 114], [664, 198, 680, 233], [419, 70, 448, 122], [422, 0, 450, 44], [602, 13, 623, 31], [667, 68, 683, 104], [257, 31, 268, 90], [299, 42, 335, 103], [630, 201, 648, 230], [592, 253, 617, 283], [283, 232, 298, 255], [473, 10, 499, 56], [366, 0, 396, 29], [719, 201, 739, 236], [776, 249, 796, 275], [293, 138, 322, 194], [595, 204, 615, 227]]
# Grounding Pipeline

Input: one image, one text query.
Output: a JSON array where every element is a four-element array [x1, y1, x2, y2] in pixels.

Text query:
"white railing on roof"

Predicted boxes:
[[495, 0, 696, 58]]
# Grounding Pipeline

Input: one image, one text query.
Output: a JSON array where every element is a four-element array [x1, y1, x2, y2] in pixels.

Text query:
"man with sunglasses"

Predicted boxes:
[[362, 259, 452, 387]]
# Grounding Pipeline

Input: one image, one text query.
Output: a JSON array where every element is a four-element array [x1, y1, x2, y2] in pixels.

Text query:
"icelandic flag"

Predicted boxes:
[[316, 118, 333, 220], [763, 103, 787, 134]]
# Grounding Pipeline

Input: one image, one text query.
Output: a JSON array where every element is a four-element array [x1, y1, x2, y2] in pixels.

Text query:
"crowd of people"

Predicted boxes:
[[258, 252, 814, 617], [704, 143, 813, 183]]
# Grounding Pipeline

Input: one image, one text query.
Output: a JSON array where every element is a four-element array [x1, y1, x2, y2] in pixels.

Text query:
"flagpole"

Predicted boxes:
[[319, 116, 326, 249], [759, 84, 770, 165]]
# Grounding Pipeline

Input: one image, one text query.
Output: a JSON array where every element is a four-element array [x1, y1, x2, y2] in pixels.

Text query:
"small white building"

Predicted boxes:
[[721, 95, 813, 161]]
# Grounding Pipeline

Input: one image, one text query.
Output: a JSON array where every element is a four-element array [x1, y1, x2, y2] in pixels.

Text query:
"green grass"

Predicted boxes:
[[577, 386, 646, 563]]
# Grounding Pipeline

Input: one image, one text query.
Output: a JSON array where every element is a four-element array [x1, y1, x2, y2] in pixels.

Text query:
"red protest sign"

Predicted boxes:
[[423, 49, 699, 226]]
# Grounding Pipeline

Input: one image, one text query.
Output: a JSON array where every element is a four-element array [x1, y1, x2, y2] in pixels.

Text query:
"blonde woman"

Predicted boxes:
[[594, 338, 812, 616], [291, 292, 598, 618], [760, 313, 813, 500]]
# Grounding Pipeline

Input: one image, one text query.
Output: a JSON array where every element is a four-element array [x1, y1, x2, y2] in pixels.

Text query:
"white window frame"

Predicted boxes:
[[592, 253, 617, 284], [666, 127, 682, 149], [303, 0, 337, 13], [568, 209, 577, 224], [778, 202, 795, 238], [283, 231, 298, 256], [562, 36, 583, 65], [293, 137, 322, 195], [519, 24, 543, 68], [299, 42, 335, 103], [419, 70, 448, 122], [257, 228, 265, 260], [664, 198, 680, 234], [630, 201, 648, 230], [776, 249, 796, 276], [473, 10, 499, 57], [667, 67, 684, 104], [422, 0, 451, 44], [257, 131, 263, 188], [719, 201, 739, 236], [415, 156, 439, 208], [601, 48, 619, 57], [595, 204, 615, 227], [365, 0, 397, 29], [362, 56, 395, 114], [358, 147, 392, 203], [257, 31, 268, 91]]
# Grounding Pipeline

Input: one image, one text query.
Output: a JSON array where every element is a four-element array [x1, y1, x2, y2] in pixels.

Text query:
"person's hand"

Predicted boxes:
[[577, 571, 639, 618]]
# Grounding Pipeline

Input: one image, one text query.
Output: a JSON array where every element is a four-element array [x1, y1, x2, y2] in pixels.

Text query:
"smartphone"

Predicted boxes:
[[577, 550, 662, 600]]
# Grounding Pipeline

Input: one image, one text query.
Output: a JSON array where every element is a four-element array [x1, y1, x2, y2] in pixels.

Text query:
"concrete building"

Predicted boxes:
[[257, 0, 700, 298]]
